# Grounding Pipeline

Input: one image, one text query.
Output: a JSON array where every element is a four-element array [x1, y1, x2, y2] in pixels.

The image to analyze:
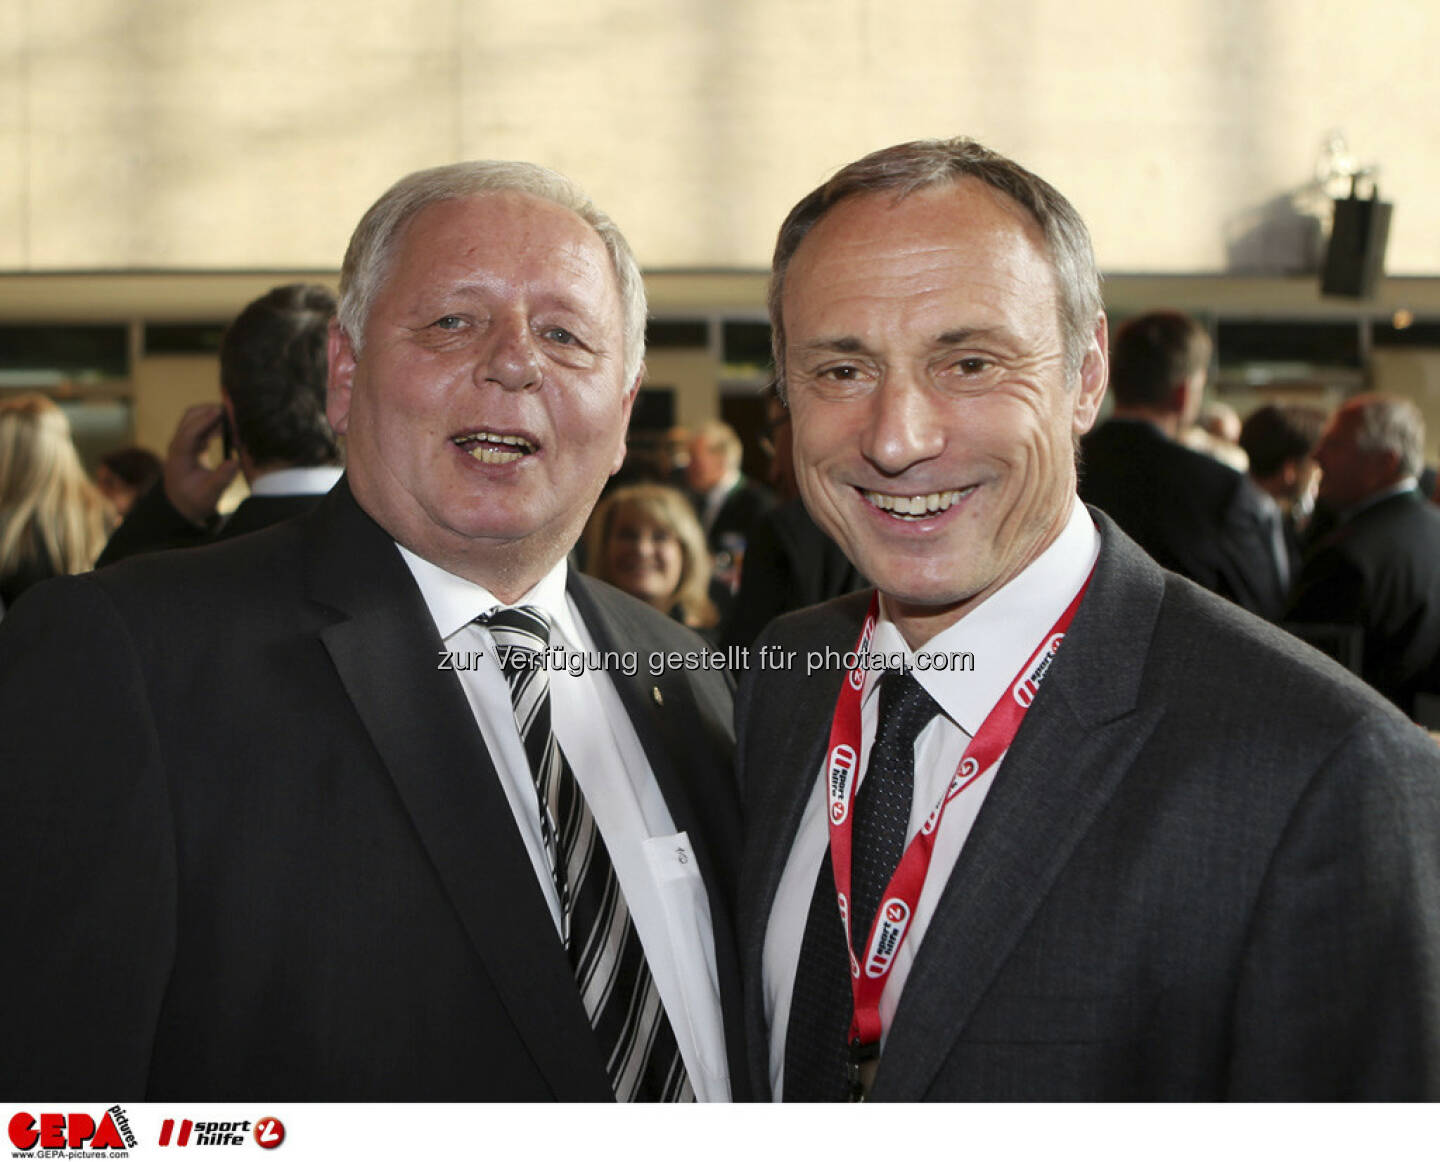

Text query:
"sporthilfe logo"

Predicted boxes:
[[828, 744, 858, 823], [864, 898, 913, 978], [1013, 632, 1066, 707]]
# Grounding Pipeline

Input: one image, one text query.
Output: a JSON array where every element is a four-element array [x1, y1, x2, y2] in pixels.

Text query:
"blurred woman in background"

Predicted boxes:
[[94, 446, 162, 516], [0, 394, 114, 610], [585, 483, 718, 636]]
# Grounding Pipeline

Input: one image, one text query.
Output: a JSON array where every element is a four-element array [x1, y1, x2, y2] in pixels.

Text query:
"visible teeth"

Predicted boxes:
[[862, 487, 971, 518], [452, 430, 535, 464], [469, 445, 525, 464]]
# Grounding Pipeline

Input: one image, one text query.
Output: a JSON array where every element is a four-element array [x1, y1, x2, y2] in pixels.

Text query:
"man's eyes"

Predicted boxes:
[[810, 357, 993, 381], [422, 318, 588, 350]]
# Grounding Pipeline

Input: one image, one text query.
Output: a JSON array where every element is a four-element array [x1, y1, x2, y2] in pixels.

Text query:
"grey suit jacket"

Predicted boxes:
[[737, 510, 1440, 1100], [0, 478, 746, 1100]]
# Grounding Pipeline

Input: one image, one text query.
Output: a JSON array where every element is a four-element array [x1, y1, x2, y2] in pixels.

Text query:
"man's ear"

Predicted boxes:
[[1072, 313, 1108, 436], [610, 366, 644, 476], [327, 321, 358, 436]]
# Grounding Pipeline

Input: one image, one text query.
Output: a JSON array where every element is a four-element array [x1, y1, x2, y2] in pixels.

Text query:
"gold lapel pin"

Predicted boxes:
[[652, 686, 664, 706]]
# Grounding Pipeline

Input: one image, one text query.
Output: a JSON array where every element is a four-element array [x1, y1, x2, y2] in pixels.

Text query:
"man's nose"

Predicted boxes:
[[861, 369, 945, 475], [478, 319, 541, 391]]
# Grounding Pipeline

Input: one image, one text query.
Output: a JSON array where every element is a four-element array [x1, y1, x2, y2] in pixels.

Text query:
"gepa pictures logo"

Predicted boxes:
[[8, 1107, 137, 1153]]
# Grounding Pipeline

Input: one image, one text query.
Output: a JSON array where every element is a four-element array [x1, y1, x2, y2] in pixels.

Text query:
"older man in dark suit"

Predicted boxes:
[[737, 136, 1440, 1102], [0, 163, 743, 1101], [1288, 394, 1440, 718]]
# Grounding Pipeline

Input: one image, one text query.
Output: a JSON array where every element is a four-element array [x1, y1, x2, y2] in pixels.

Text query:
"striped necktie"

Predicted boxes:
[[477, 605, 693, 1102]]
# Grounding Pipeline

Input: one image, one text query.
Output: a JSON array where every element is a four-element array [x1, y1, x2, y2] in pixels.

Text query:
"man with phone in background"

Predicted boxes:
[[97, 282, 343, 564]]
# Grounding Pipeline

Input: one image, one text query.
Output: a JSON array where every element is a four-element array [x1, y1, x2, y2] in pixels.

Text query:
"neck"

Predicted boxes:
[[886, 599, 976, 651], [1110, 406, 1182, 439], [1338, 475, 1413, 515], [348, 475, 579, 605], [454, 553, 558, 605], [1249, 472, 1289, 504], [390, 524, 566, 605]]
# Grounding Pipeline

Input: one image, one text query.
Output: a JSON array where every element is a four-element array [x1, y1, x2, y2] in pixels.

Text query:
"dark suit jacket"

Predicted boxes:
[[1080, 419, 1285, 618], [700, 477, 776, 557], [96, 481, 329, 567], [1287, 488, 1440, 717], [0, 479, 745, 1101], [720, 499, 867, 651], [736, 511, 1440, 1100], [0, 542, 58, 610]]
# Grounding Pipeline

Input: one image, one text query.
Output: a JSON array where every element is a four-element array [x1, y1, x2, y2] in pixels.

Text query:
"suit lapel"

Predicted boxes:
[[741, 617, 855, 931], [304, 482, 611, 1099], [871, 516, 1168, 1100], [738, 594, 869, 1096], [567, 575, 705, 840]]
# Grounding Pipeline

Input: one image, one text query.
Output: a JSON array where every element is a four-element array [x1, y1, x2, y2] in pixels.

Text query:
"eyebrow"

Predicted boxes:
[[935, 327, 1004, 346], [795, 326, 1007, 354], [414, 282, 603, 322], [795, 336, 869, 355]]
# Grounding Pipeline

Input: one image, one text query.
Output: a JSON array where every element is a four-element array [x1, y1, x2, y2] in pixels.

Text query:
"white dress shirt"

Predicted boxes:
[[398, 547, 730, 1101], [700, 470, 741, 535], [763, 498, 1100, 1099], [247, 465, 344, 496]]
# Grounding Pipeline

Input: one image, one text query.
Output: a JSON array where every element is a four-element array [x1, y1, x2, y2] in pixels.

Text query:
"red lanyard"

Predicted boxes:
[[822, 573, 1093, 1053]]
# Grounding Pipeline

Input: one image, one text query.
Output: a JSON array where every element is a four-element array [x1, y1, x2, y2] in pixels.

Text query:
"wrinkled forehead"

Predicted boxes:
[[786, 182, 1058, 309], [781, 182, 1064, 354], [386, 192, 622, 311]]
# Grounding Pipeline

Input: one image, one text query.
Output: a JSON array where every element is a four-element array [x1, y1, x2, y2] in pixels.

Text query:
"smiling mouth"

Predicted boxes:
[[861, 487, 974, 519], [452, 430, 537, 465]]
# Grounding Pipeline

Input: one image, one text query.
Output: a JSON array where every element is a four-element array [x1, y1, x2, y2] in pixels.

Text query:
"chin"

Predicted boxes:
[[875, 566, 987, 607]]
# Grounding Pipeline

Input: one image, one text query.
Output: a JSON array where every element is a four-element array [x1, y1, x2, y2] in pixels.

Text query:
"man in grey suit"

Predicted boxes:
[[738, 137, 1440, 1101]]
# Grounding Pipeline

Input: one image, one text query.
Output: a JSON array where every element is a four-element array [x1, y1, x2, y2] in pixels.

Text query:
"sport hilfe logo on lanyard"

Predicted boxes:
[[821, 573, 1093, 1098]]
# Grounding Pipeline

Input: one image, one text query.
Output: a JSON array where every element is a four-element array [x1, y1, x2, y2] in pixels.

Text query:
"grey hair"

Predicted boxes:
[[1353, 395, 1425, 479], [768, 137, 1102, 399], [337, 161, 647, 387]]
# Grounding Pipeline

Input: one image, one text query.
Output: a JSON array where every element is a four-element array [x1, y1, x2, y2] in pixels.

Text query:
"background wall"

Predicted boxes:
[[2, 0, 1436, 278]]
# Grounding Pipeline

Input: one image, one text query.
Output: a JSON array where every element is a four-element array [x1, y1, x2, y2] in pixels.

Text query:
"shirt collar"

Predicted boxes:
[[700, 472, 742, 530], [1339, 477, 1419, 522], [396, 545, 579, 649], [867, 497, 1100, 735], [248, 465, 343, 497]]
